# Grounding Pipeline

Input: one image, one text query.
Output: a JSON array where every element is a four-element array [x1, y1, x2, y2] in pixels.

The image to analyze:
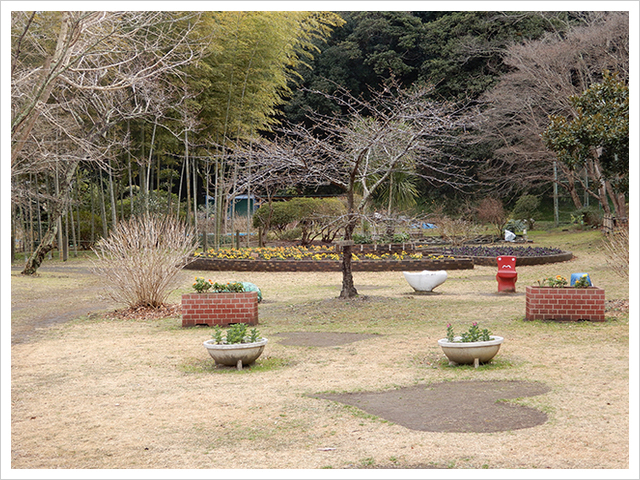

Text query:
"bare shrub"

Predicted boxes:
[[602, 227, 629, 278], [91, 215, 198, 308], [436, 216, 481, 246], [476, 197, 507, 238]]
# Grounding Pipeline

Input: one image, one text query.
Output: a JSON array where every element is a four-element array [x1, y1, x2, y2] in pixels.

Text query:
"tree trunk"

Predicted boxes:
[[146, 119, 158, 215], [21, 224, 57, 275], [192, 151, 198, 232], [90, 178, 96, 245], [11, 12, 80, 165], [108, 158, 117, 226], [203, 159, 210, 252], [339, 213, 359, 299], [176, 149, 185, 218], [98, 168, 109, 238], [128, 120, 135, 216], [62, 209, 68, 262], [215, 157, 222, 249], [166, 167, 173, 217], [589, 157, 612, 216], [22, 160, 79, 274], [558, 163, 583, 210], [27, 186, 34, 255], [76, 174, 82, 251], [606, 180, 626, 219], [69, 197, 78, 257], [11, 204, 16, 264], [184, 129, 191, 226], [35, 173, 43, 242], [55, 162, 63, 259]]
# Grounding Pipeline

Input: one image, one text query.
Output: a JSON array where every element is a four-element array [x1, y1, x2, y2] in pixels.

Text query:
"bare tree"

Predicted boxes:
[[11, 11, 204, 274], [475, 197, 507, 238], [239, 80, 477, 298], [476, 11, 629, 204]]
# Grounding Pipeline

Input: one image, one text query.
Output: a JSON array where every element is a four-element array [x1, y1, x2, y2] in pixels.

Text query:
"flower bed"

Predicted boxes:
[[525, 286, 605, 322], [184, 244, 572, 272], [194, 245, 432, 261], [423, 246, 573, 266], [186, 245, 474, 272]]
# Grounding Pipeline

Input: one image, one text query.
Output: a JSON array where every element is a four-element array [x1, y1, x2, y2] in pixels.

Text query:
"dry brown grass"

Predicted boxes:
[[9, 229, 632, 471]]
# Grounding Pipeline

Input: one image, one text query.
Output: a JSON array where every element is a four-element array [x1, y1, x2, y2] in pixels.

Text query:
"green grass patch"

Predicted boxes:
[[178, 354, 293, 374]]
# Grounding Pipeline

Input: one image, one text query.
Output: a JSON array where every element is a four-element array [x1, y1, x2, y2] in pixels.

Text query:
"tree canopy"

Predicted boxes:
[[543, 71, 628, 216]]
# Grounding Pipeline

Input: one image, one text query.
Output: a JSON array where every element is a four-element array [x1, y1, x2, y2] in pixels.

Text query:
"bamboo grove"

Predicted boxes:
[[10, 11, 344, 274]]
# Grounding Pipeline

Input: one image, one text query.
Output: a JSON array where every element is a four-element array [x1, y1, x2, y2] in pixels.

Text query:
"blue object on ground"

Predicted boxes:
[[570, 273, 592, 286], [241, 282, 263, 302]]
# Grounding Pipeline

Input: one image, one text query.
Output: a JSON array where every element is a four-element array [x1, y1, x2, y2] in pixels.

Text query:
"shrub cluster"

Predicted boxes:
[[91, 214, 197, 308], [252, 198, 346, 245]]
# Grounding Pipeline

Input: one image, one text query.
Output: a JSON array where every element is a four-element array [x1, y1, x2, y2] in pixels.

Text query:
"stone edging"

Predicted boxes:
[[467, 251, 573, 266], [184, 257, 474, 272]]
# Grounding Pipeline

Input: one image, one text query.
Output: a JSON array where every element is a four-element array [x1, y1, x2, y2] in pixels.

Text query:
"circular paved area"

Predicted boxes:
[[278, 331, 550, 433], [314, 380, 551, 433]]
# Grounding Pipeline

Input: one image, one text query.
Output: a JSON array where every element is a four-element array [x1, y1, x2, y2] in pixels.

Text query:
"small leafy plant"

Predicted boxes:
[[192, 278, 245, 293], [536, 275, 568, 287], [193, 277, 213, 293], [573, 274, 591, 288], [445, 322, 492, 343], [211, 281, 245, 293], [211, 324, 262, 344]]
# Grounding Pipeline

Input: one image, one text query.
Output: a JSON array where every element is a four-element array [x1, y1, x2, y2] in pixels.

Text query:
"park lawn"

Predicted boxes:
[[9, 229, 631, 470]]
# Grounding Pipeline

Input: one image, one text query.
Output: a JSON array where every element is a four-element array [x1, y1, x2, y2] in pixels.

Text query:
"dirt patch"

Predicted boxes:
[[275, 331, 380, 347], [313, 380, 551, 433], [605, 299, 630, 317], [105, 304, 182, 321], [10, 264, 118, 345]]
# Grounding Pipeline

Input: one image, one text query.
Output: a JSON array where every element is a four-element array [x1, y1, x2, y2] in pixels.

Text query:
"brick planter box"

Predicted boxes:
[[181, 292, 259, 327], [525, 286, 605, 322]]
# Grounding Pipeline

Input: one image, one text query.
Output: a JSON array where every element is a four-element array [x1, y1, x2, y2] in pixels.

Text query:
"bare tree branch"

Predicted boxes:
[[233, 79, 477, 297]]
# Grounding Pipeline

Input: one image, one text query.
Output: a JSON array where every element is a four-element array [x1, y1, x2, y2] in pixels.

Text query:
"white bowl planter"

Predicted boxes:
[[437, 336, 504, 368], [203, 338, 268, 370], [403, 270, 447, 292]]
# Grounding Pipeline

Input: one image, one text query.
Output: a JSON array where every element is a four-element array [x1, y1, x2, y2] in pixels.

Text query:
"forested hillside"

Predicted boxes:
[[10, 10, 629, 274]]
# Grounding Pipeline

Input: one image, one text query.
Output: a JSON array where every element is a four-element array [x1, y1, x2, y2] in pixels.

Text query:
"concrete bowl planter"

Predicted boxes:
[[403, 270, 447, 292], [438, 336, 504, 367], [203, 338, 268, 369]]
